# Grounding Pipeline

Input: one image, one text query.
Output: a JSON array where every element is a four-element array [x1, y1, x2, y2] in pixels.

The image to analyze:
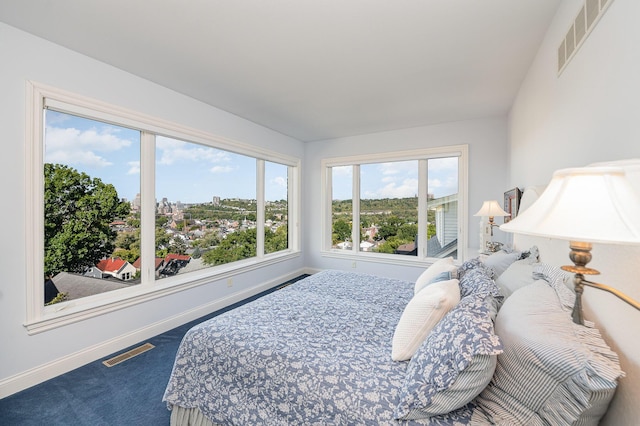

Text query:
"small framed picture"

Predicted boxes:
[[503, 188, 522, 223]]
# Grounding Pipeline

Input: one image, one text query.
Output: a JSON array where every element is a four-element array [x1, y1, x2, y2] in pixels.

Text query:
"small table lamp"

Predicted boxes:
[[474, 200, 510, 252], [500, 166, 640, 324]]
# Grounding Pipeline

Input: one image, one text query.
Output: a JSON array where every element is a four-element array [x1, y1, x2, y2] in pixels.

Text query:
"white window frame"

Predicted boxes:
[[321, 146, 468, 266], [25, 81, 301, 334]]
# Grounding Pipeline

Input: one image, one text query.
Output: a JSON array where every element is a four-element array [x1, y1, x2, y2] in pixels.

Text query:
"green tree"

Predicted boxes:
[[265, 226, 288, 253], [332, 219, 351, 244], [376, 216, 404, 241], [191, 231, 220, 249], [397, 223, 418, 241], [167, 237, 188, 255], [191, 246, 202, 259], [115, 231, 138, 250], [202, 228, 257, 265], [427, 222, 437, 239], [155, 227, 171, 252], [376, 237, 402, 254], [44, 163, 130, 276], [112, 248, 139, 263]]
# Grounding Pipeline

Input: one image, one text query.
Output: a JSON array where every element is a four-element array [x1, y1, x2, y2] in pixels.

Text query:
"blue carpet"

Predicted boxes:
[[0, 275, 309, 426]]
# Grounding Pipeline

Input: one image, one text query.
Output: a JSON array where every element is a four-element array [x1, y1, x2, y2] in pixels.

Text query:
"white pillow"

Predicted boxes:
[[495, 258, 537, 299], [414, 257, 456, 294], [392, 278, 460, 361], [482, 250, 521, 278]]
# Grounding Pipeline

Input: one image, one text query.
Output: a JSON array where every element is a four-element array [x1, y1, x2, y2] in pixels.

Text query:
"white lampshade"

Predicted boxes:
[[474, 200, 510, 218], [500, 166, 640, 245]]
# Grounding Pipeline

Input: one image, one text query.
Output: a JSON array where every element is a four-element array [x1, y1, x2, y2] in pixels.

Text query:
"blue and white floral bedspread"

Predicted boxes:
[[163, 270, 479, 425]]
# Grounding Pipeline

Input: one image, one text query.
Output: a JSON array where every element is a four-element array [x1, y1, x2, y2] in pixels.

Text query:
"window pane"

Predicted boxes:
[[156, 137, 257, 276], [426, 157, 459, 259], [360, 161, 419, 255], [265, 161, 288, 254], [43, 110, 140, 305], [331, 166, 353, 250]]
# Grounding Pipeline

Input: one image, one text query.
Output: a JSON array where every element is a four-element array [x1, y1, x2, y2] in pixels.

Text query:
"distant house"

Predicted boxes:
[[427, 194, 458, 258], [160, 254, 191, 276], [336, 241, 352, 250], [393, 195, 458, 258], [359, 240, 375, 252], [164, 253, 191, 264], [395, 242, 416, 256], [132, 257, 165, 277], [53, 272, 131, 300], [92, 257, 137, 281], [109, 220, 127, 230]]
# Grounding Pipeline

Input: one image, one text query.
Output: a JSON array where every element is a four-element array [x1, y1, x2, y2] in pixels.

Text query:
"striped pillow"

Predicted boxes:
[[476, 264, 623, 425]]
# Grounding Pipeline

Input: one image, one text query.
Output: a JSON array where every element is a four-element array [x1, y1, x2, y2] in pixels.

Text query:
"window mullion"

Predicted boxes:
[[288, 165, 298, 251], [323, 166, 333, 251], [418, 159, 428, 260], [256, 160, 265, 258], [352, 165, 360, 253], [140, 132, 156, 285]]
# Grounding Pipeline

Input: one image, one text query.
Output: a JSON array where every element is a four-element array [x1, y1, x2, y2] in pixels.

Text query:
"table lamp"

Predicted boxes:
[[500, 166, 640, 324]]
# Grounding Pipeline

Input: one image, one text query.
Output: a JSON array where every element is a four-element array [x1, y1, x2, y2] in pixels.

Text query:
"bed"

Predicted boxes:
[[163, 257, 623, 425]]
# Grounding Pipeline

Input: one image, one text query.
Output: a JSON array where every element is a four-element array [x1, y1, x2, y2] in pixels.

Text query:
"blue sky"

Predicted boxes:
[[332, 158, 459, 201], [44, 110, 288, 203]]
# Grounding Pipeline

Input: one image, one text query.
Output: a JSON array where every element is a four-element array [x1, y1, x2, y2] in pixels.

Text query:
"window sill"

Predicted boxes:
[[321, 249, 445, 267]]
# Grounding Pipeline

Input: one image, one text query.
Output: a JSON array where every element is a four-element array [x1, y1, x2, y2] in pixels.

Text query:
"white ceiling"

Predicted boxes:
[[0, 0, 560, 142]]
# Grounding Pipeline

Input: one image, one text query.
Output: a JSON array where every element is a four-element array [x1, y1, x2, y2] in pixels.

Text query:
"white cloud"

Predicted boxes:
[[127, 161, 140, 175], [365, 178, 418, 199], [156, 136, 232, 166], [428, 157, 458, 171], [210, 165, 236, 173], [271, 176, 287, 187], [45, 125, 133, 167], [46, 149, 113, 168], [378, 161, 416, 176], [332, 165, 352, 177]]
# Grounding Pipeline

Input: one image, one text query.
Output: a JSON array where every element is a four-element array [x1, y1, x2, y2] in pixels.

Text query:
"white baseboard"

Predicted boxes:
[[0, 268, 308, 399]]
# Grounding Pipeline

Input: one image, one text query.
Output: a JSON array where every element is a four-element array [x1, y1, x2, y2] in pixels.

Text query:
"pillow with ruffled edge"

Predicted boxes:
[[482, 250, 521, 278], [394, 293, 503, 419], [495, 258, 537, 299], [458, 267, 502, 300], [476, 263, 623, 425], [392, 278, 460, 361], [457, 258, 494, 282], [414, 257, 457, 294], [518, 245, 539, 262]]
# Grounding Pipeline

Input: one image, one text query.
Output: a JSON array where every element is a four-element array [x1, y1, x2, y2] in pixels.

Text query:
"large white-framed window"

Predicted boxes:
[[321, 146, 468, 266], [26, 82, 300, 333]]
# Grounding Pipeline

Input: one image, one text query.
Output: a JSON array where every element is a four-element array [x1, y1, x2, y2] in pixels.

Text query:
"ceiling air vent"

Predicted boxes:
[[558, 0, 615, 75]]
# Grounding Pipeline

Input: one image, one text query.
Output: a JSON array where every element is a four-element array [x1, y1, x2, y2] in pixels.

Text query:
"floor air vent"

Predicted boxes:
[[102, 343, 155, 367], [558, 0, 614, 75]]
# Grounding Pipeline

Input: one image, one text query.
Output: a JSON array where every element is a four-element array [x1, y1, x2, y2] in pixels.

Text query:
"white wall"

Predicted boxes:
[[303, 117, 509, 282], [0, 23, 305, 396], [508, 0, 640, 423]]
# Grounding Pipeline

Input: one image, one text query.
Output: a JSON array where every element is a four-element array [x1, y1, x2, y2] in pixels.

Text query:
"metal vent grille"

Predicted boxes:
[[558, 0, 615, 74], [558, 40, 566, 71], [102, 343, 155, 367], [586, 0, 599, 28], [575, 7, 586, 43]]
